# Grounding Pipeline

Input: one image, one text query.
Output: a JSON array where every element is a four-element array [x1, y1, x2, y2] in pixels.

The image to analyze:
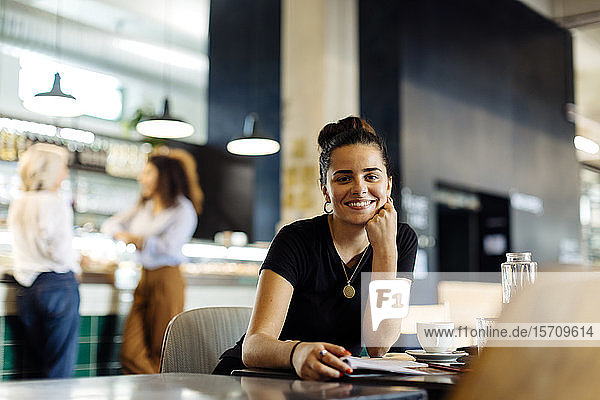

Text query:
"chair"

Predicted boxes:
[[401, 303, 452, 335], [160, 306, 252, 374], [437, 281, 502, 326], [437, 281, 502, 347]]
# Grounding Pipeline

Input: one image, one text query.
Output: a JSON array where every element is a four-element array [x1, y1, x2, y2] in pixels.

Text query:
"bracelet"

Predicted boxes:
[[289, 341, 302, 369]]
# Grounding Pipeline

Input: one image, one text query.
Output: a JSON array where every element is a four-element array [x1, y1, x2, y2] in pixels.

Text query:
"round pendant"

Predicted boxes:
[[343, 284, 355, 299]]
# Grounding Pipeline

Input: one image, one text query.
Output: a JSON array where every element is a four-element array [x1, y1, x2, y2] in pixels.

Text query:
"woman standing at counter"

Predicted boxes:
[[214, 116, 417, 380], [102, 149, 202, 374], [8, 143, 80, 378]]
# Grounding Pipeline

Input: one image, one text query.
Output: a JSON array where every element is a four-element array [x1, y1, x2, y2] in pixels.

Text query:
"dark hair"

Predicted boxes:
[[146, 155, 198, 212], [318, 116, 391, 185]]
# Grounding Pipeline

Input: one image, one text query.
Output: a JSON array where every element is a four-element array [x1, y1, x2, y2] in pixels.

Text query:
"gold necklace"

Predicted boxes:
[[341, 248, 368, 299]]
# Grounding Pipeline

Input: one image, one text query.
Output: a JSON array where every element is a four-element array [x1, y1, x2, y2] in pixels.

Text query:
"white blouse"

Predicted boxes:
[[8, 191, 79, 287], [101, 195, 197, 270]]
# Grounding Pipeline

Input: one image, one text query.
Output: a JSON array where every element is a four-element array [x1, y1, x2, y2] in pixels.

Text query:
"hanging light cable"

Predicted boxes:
[[136, 0, 193, 138], [22, 0, 82, 117], [227, 113, 280, 156]]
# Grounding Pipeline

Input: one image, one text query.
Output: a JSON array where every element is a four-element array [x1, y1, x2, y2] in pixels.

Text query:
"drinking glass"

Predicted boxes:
[[501, 252, 537, 304], [476, 317, 498, 355]]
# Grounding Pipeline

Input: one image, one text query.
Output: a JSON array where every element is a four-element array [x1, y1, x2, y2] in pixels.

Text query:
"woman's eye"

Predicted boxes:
[[365, 174, 379, 181], [335, 176, 350, 183]]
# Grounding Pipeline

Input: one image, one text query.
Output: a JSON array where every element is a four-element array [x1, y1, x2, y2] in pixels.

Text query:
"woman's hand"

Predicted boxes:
[[291, 342, 353, 381], [114, 231, 144, 249], [365, 197, 397, 254]]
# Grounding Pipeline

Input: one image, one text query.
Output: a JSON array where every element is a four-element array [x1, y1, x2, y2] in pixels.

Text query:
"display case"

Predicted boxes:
[[0, 228, 264, 286]]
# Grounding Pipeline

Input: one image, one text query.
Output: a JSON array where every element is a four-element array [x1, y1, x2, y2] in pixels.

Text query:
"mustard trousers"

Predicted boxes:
[[120, 266, 185, 374]]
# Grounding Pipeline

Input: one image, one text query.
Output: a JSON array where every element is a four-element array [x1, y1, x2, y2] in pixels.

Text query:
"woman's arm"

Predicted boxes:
[[242, 269, 351, 380], [363, 198, 404, 357], [101, 204, 138, 237]]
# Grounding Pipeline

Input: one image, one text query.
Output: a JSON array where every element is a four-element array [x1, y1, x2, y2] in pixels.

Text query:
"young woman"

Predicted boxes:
[[9, 143, 80, 378], [102, 150, 203, 374], [214, 116, 417, 380]]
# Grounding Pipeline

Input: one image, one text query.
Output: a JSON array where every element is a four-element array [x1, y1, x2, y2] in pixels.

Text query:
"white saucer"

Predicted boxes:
[[405, 349, 468, 362]]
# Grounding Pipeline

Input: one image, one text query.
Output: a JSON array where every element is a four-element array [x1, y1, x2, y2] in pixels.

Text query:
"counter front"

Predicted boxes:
[[0, 232, 265, 380]]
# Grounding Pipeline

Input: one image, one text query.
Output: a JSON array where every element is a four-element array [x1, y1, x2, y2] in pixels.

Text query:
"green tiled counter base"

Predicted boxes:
[[0, 315, 124, 380]]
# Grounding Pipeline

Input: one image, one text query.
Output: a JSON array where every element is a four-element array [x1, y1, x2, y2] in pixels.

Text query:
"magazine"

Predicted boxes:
[[341, 356, 430, 375]]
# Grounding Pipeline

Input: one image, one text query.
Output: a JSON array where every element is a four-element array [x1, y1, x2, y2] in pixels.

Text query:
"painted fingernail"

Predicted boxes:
[[346, 369, 353, 374], [338, 371, 344, 377], [345, 350, 352, 355]]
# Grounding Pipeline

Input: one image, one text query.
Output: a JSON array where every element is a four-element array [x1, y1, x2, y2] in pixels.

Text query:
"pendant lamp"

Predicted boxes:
[[227, 113, 280, 156], [136, 98, 194, 138], [23, 72, 82, 117], [22, 0, 82, 118], [135, 0, 193, 139]]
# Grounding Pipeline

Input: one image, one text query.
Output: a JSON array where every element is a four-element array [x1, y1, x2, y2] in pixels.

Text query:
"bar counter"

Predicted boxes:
[[0, 269, 258, 379]]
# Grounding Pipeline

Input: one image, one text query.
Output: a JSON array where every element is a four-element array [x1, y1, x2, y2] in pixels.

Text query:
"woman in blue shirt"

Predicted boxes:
[[102, 149, 203, 374]]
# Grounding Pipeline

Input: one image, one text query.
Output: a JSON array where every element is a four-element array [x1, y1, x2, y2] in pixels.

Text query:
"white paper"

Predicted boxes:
[[341, 356, 430, 375]]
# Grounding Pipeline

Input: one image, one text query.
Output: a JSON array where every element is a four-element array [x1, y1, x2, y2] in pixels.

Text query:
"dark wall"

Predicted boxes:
[[359, 0, 402, 194], [165, 140, 254, 240], [208, 0, 281, 242], [360, 0, 579, 269]]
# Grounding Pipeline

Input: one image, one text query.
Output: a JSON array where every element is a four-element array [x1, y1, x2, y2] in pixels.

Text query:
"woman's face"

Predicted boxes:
[[323, 144, 392, 226], [138, 162, 159, 198]]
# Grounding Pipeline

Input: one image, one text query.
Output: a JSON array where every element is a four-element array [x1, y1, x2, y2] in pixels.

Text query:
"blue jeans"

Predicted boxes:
[[17, 271, 80, 378]]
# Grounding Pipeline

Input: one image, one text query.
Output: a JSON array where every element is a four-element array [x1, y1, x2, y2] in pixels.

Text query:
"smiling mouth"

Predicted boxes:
[[345, 200, 376, 209]]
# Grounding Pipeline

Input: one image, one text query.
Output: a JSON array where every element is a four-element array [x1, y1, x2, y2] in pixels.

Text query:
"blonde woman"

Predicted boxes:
[[8, 143, 80, 378]]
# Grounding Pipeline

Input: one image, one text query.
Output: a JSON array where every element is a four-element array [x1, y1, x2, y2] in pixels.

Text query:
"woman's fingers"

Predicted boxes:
[[295, 342, 354, 380], [318, 344, 353, 377], [366, 197, 397, 251], [311, 361, 345, 379], [319, 349, 352, 375], [382, 198, 396, 214], [324, 343, 351, 357]]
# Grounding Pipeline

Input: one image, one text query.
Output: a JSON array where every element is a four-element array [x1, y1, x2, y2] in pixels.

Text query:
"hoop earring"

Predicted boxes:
[[323, 201, 333, 214]]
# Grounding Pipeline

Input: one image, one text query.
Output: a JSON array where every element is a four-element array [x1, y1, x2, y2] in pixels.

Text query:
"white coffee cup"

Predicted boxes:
[[416, 322, 454, 353]]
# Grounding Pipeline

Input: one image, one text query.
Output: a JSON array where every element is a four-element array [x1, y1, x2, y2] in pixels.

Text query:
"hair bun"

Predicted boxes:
[[317, 116, 376, 149], [317, 123, 340, 149]]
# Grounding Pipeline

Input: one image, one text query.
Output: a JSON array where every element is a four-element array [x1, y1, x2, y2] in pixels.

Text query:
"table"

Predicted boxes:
[[233, 368, 461, 400], [0, 373, 427, 400]]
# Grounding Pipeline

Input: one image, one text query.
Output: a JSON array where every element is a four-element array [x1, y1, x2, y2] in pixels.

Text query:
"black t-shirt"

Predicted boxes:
[[213, 214, 417, 374]]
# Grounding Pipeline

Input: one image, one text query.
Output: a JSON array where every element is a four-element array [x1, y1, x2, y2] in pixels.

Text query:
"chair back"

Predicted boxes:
[[400, 303, 452, 335], [160, 306, 252, 374], [438, 281, 502, 326]]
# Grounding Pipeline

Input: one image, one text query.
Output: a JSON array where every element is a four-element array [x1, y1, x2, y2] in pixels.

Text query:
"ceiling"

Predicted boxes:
[[1, 0, 210, 91], [520, 0, 600, 168], [0, 0, 210, 143], [9, 0, 209, 49], [2, 0, 600, 151]]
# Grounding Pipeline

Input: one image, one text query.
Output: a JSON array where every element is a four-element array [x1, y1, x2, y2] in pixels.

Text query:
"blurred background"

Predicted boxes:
[[0, 0, 599, 377]]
